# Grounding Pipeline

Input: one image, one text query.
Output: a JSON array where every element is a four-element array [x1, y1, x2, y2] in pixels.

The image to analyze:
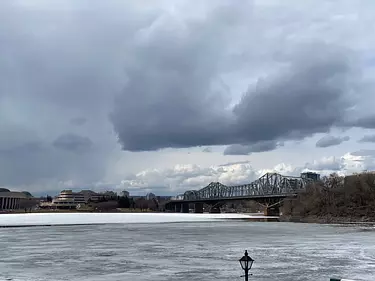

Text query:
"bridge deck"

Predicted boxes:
[[167, 193, 297, 204]]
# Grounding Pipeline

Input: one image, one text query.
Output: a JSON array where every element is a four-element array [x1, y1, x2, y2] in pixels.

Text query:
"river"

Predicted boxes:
[[0, 220, 374, 281]]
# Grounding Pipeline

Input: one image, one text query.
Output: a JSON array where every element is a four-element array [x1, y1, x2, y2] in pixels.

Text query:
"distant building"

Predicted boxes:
[[300, 172, 320, 181], [52, 190, 86, 209], [145, 193, 156, 200], [100, 191, 117, 200], [0, 188, 28, 210], [79, 190, 100, 203], [120, 190, 130, 197]]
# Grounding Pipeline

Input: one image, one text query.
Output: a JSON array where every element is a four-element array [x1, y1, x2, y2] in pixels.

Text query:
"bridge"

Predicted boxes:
[[164, 172, 319, 216]]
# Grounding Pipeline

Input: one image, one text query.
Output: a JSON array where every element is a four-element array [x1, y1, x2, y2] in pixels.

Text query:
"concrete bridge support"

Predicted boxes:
[[174, 203, 181, 213], [209, 206, 221, 213], [264, 205, 280, 216], [194, 202, 204, 213], [182, 203, 189, 213]]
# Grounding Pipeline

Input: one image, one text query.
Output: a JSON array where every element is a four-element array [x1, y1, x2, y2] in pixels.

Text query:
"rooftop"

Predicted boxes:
[[0, 191, 28, 199]]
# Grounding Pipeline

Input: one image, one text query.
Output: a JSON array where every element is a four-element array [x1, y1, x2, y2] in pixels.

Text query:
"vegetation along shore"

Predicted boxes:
[[280, 172, 375, 224]]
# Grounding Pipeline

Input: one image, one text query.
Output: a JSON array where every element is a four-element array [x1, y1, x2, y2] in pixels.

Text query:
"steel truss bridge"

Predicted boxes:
[[182, 172, 314, 202]]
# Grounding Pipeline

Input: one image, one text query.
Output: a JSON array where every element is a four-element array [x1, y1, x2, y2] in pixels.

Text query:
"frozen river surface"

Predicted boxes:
[[0, 215, 374, 281]]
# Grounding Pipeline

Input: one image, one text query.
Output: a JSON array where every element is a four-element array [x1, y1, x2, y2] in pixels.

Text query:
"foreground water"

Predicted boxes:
[[0, 217, 374, 281]]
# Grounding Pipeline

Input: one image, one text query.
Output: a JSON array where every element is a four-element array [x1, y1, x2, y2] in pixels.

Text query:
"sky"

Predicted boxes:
[[1, 0, 375, 196]]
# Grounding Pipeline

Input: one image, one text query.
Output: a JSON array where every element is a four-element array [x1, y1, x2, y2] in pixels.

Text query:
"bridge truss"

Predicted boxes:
[[183, 173, 313, 201]]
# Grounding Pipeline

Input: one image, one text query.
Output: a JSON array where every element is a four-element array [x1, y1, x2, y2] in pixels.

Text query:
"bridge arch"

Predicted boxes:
[[183, 190, 198, 201]]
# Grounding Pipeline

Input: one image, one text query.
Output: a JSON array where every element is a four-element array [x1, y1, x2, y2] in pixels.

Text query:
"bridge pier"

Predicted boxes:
[[175, 203, 181, 213], [182, 203, 189, 213], [264, 205, 280, 216], [194, 202, 204, 213], [209, 206, 221, 213]]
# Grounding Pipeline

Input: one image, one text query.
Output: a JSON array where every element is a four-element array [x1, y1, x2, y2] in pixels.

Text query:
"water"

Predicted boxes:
[[0, 221, 374, 281]]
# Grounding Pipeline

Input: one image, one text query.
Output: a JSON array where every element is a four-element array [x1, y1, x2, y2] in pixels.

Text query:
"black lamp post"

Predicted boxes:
[[239, 250, 254, 281]]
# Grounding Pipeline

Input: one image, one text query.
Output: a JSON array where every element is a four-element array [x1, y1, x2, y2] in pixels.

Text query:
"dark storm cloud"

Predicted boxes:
[[111, 39, 358, 151], [52, 133, 93, 152], [349, 116, 375, 129], [1, 0, 375, 192], [223, 141, 280, 155], [110, 2, 244, 151], [316, 135, 350, 148]]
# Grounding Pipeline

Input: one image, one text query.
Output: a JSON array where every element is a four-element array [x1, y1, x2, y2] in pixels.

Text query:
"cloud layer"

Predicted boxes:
[[316, 135, 350, 148], [119, 151, 375, 195], [111, 18, 363, 152], [1, 1, 375, 193]]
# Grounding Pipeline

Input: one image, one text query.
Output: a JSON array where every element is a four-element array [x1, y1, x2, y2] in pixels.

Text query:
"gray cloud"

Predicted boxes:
[[0, 136, 105, 187], [348, 116, 375, 129], [70, 117, 87, 126], [218, 160, 251, 167], [52, 133, 93, 152], [1, 0, 375, 192], [223, 141, 280, 155], [110, 2, 240, 151], [316, 135, 350, 148], [305, 157, 342, 171], [0, 1, 131, 190], [351, 149, 375, 157], [358, 134, 375, 143], [110, 19, 361, 152], [347, 150, 375, 171]]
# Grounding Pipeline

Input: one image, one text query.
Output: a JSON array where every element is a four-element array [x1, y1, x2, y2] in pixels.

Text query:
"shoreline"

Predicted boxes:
[[280, 215, 375, 226]]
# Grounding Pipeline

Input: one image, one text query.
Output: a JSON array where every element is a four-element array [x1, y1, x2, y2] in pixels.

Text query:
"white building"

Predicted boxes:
[[0, 188, 27, 210], [79, 190, 101, 202], [52, 190, 86, 209]]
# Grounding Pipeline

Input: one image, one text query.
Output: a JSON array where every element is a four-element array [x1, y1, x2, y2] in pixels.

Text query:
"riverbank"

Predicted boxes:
[[281, 173, 375, 226], [280, 214, 375, 226]]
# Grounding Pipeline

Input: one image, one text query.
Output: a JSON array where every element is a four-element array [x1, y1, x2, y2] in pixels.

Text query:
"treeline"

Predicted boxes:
[[94, 196, 160, 211], [282, 172, 375, 222]]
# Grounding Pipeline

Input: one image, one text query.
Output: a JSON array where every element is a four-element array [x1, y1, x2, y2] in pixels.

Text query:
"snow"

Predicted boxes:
[[0, 212, 271, 227]]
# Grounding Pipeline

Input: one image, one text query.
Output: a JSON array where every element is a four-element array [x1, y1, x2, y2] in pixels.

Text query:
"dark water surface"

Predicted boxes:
[[0, 221, 374, 281]]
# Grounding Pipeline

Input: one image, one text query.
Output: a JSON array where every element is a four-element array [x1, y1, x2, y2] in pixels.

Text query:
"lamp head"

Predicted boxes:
[[239, 250, 254, 271]]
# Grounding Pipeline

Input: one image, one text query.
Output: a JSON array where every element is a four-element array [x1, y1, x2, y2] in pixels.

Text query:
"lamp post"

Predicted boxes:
[[239, 250, 254, 281]]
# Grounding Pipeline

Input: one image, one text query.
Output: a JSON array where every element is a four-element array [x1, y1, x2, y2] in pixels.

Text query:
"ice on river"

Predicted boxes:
[[0, 212, 266, 226]]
